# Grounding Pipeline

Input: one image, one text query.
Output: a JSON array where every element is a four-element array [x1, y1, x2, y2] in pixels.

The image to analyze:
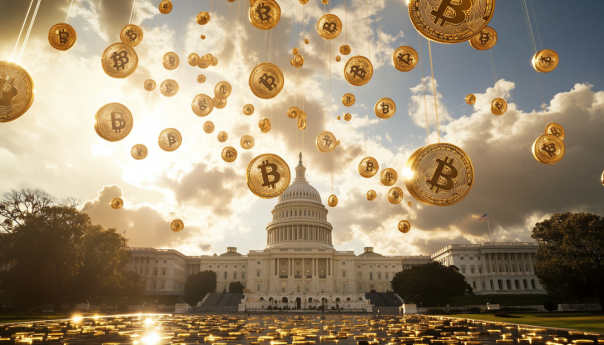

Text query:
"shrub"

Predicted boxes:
[[544, 301, 557, 312], [494, 311, 511, 317], [426, 308, 445, 315], [469, 307, 481, 313]]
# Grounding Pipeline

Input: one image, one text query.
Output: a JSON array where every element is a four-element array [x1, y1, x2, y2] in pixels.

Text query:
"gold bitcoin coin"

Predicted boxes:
[[366, 190, 377, 201], [249, 62, 284, 99], [158, 128, 182, 152], [407, 201, 413, 207], [214, 97, 227, 109], [469, 26, 497, 51], [392, 46, 418, 72], [246, 153, 291, 199], [250, 0, 281, 30], [259, 118, 272, 133], [328, 194, 338, 207], [380, 168, 398, 186], [375, 97, 396, 119], [404, 143, 474, 206], [159, 0, 173, 14], [101, 43, 138, 78], [243, 104, 255, 115], [304, 38, 309, 44], [215, 81, 232, 99], [533, 49, 559, 73], [211, 56, 218, 66], [188, 53, 199, 66], [144, 79, 156, 91], [297, 116, 306, 130], [197, 74, 206, 83], [120, 24, 143, 47], [200, 34, 206, 40], [287, 106, 300, 119], [299, 0, 308, 4], [344, 113, 352, 121], [217, 131, 228, 142], [491, 98, 507, 115], [111, 197, 124, 209], [203, 121, 215, 134], [342, 93, 355, 107], [344, 56, 373, 86], [131, 144, 148, 160], [545, 122, 565, 141], [48, 23, 77, 51], [0, 61, 35, 123], [198, 55, 211, 69], [316, 131, 337, 153], [163, 52, 179, 70], [94, 103, 133, 142], [409, 0, 495, 44], [465, 93, 476, 105], [317, 14, 342, 40], [222, 146, 238, 163], [291, 54, 304, 68], [337, 116, 341, 120], [336, 140, 340, 146], [292, 47, 299, 55], [322, 0, 328, 4], [340, 44, 351, 55], [196, 11, 211, 25], [171, 219, 184, 232], [336, 55, 341, 62], [358, 157, 379, 178], [241, 135, 255, 149], [191, 94, 213, 117], [533, 134, 565, 165], [388, 187, 404, 204], [160, 79, 179, 97], [601, 171, 604, 186], [398, 220, 411, 233]]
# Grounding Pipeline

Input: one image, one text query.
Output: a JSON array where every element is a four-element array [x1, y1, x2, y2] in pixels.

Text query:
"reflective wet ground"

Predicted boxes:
[[0, 314, 601, 345]]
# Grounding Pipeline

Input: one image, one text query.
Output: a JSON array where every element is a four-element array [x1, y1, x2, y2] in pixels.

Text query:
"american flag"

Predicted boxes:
[[478, 214, 488, 220]]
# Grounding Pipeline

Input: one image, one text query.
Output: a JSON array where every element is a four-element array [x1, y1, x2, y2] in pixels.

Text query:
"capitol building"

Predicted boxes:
[[128, 154, 546, 306]]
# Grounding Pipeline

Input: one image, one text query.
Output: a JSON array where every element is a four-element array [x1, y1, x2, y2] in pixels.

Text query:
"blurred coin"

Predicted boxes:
[[246, 153, 291, 199], [465, 93, 476, 105], [0, 61, 35, 123], [196, 11, 211, 25], [200, 34, 206, 40], [211, 56, 218, 66], [388, 187, 404, 204], [374, 97, 396, 119], [144, 79, 156, 91], [214, 97, 227, 109], [292, 47, 299, 55], [243, 104, 255, 115], [218, 131, 228, 142], [222, 146, 238, 162], [398, 220, 411, 233], [160, 79, 179, 97], [469, 26, 497, 51], [491, 98, 507, 115], [198, 55, 211, 69], [407, 201, 412, 207], [188, 53, 199, 66], [163, 52, 179, 70], [358, 157, 379, 178], [94, 103, 133, 142], [366, 190, 377, 201], [158, 128, 182, 152], [328, 194, 338, 207], [171, 219, 184, 232], [48, 23, 77, 51], [342, 93, 355, 107], [297, 116, 306, 130], [215, 81, 232, 99], [250, 0, 281, 30], [392, 46, 418, 72], [159, 0, 173, 14], [101, 43, 138, 78], [344, 113, 351, 121], [344, 56, 373, 86], [340, 45, 351, 55], [197, 74, 206, 83], [316, 131, 337, 153], [203, 121, 215, 134], [111, 197, 124, 209], [304, 38, 309, 44], [337, 116, 340, 120], [545, 122, 565, 141], [191, 94, 213, 116], [259, 118, 272, 133], [336, 55, 341, 62], [131, 144, 148, 160], [291, 54, 304, 68], [241, 135, 255, 149], [533, 134, 565, 165], [380, 168, 398, 186], [533, 49, 559, 73], [249, 62, 284, 99], [317, 14, 342, 40], [120, 24, 143, 47], [287, 106, 301, 119]]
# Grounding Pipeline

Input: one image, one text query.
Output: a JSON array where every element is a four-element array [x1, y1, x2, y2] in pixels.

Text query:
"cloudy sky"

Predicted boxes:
[[1, 0, 603, 257]]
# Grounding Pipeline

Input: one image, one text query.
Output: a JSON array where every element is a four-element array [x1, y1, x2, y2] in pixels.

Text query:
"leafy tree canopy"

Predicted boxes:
[[183, 270, 217, 305], [229, 281, 245, 293]]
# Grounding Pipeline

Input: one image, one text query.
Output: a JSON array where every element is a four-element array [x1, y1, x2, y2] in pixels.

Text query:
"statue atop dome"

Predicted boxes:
[[295, 152, 306, 182]]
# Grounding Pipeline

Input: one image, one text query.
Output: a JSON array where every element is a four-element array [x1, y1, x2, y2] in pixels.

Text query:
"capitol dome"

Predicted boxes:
[[266, 153, 333, 249]]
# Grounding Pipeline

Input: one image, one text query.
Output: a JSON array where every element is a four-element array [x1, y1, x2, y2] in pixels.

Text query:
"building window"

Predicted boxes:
[[471, 268, 475, 273], [478, 256, 481, 260], [473, 281, 477, 288], [234, 265, 237, 268], [209, 265, 212, 268], [378, 273, 381, 279], [479, 268, 483, 273], [234, 272, 237, 279], [281, 283, 286, 292], [154, 269, 157, 276], [378, 265, 380, 268], [296, 262, 300, 265], [370, 272, 373, 280], [385, 273, 389, 280], [281, 261, 285, 265], [242, 265, 245, 268], [217, 265, 220, 268], [224, 272, 227, 279], [257, 283, 261, 292], [161, 282, 165, 289], [470, 257, 473, 260], [257, 271, 260, 277], [342, 262, 346, 265], [461, 257, 464, 260], [281, 269, 286, 276], [358, 265, 361, 268], [462, 268, 466, 274], [257, 261, 260, 264], [162, 268, 166, 275], [342, 271, 346, 277], [357, 272, 362, 279]]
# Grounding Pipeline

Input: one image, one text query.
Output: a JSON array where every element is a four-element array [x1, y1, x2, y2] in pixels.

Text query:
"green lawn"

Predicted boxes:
[[446, 312, 604, 334], [0, 313, 70, 324], [448, 294, 599, 307]]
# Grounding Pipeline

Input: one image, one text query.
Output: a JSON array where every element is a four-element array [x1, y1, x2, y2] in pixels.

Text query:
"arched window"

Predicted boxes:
[[531, 279, 536, 289], [378, 272, 381, 280], [342, 270, 346, 277], [370, 272, 373, 280]]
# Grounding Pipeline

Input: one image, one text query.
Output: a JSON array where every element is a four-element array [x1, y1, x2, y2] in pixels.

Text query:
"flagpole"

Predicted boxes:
[[485, 210, 492, 242]]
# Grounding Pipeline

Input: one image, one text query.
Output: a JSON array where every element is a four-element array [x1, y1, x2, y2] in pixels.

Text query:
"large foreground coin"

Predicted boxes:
[[344, 56, 373, 86], [144, 79, 156, 91], [222, 146, 238, 162], [533, 49, 559, 73], [249, 62, 284, 99], [48, 23, 77, 51], [0, 61, 35, 123], [317, 14, 342, 40], [241, 135, 255, 149], [247, 153, 291, 199], [160, 79, 179, 97], [533, 134, 564, 165], [203, 121, 215, 134], [545, 122, 565, 141], [316, 131, 337, 153], [374, 97, 396, 119], [94, 103, 133, 142], [469, 26, 497, 51], [328, 195, 338, 207], [215, 81, 232, 99], [392, 46, 418, 72], [111, 197, 124, 209], [404, 143, 474, 206], [380, 168, 398, 186], [120, 24, 143, 47], [358, 157, 379, 178], [398, 220, 411, 233], [191, 94, 214, 116], [250, 0, 281, 30], [101, 43, 138, 78], [409, 0, 495, 44], [163, 52, 179, 70], [158, 128, 182, 152], [491, 98, 507, 115], [171, 219, 184, 232], [131, 144, 148, 160], [388, 187, 404, 204], [342, 93, 355, 107]]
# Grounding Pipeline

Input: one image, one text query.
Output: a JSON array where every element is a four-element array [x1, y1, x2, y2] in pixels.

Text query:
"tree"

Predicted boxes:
[[532, 212, 604, 311], [391, 262, 472, 307], [183, 271, 217, 305], [229, 281, 245, 293]]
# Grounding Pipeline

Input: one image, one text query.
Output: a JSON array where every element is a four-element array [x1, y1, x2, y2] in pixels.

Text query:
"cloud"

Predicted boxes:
[[408, 76, 452, 130]]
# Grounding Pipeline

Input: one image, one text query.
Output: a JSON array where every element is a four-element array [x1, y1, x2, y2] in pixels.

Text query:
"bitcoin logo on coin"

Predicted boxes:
[[342, 93, 355, 107], [197, 74, 206, 83], [328, 195, 338, 207], [94, 103, 133, 142], [358, 157, 379, 178], [214, 81, 232, 99], [196, 11, 211, 25], [243, 104, 255, 116], [317, 14, 342, 40], [392, 46, 418, 72], [404, 143, 474, 206], [491, 98, 507, 115], [222, 146, 238, 163], [465, 94, 476, 105], [0, 61, 35, 123], [545, 123, 565, 141], [203, 121, 215, 134], [48, 23, 77, 51], [259, 118, 272, 133], [287, 107, 301, 119], [250, 0, 281, 30], [340, 45, 351, 55], [533, 134, 565, 165], [188, 53, 200, 66], [344, 56, 373, 86], [291, 54, 304, 68], [131, 144, 148, 160], [111, 197, 124, 209], [163, 52, 180, 70], [240, 135, 255, 149], [160, 79, 179, 97], [214, 97, 227, 109], [246, 153, 291, 199], [249, 62, 284, 99], [171, 219, 184, 232], [398, 220, 411, 233], [101, 43, 138, 78], [366, 190, 377, 201], [120, 24, 143, 47], [217, 131, 228, 142], [158, 128, 182, 152], [191, 94, 214, 117], [409, 0, 495, 44], [388, 187, 404, 204], [344, 113, 352, 121], [533, 49, 559, 73], [374, 97, 396, 119], [469, 26, 497, 51], [159, 0, 173, 14], [316, 131, 337, 153], [144, 79, 156, 91], [380, 168, 398, 186]]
